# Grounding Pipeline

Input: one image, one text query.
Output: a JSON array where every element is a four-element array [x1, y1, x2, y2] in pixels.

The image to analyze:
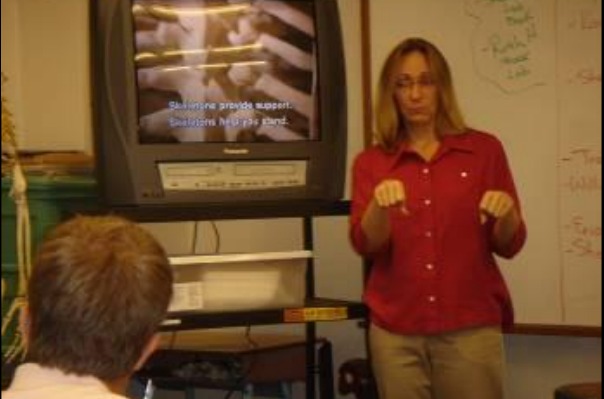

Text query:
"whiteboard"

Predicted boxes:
[[368, 0, 601, 327]]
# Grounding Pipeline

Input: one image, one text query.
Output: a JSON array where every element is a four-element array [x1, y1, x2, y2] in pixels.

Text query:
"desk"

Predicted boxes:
[[136, 331, 334, 399]]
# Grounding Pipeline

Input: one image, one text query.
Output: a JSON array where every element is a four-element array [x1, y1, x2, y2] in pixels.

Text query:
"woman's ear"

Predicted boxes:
[[133, 333, 160, 371]]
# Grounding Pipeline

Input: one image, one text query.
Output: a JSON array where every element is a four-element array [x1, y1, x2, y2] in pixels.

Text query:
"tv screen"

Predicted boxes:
[[133, 0, 320, 144], [91, 0, 347, 207]]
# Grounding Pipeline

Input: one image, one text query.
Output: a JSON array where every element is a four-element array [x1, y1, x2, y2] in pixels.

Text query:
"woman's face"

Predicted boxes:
[[393, 51, 438, 130]]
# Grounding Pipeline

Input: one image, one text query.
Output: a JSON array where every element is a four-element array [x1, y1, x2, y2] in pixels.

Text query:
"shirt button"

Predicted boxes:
[[424, 199, 432, 206], [425, 231, 433, 238], [426, 263, 435, 270], [428, 296, 437, 303], [423, 168, 430, 175]]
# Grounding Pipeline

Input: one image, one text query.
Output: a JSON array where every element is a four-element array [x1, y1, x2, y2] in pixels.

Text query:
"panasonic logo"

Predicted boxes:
[[223, 148, 250, 155]]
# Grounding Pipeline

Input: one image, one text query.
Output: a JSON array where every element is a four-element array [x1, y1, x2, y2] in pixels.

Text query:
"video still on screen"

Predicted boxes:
[[133, 0, 319, 144]]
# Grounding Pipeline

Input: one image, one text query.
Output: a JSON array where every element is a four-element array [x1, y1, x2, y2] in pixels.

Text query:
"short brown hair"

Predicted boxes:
[[26, 215, 173, 380], [374, 38, 467, 149]]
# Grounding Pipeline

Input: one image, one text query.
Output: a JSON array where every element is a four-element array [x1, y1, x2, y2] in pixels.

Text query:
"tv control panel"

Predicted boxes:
[[158, 160, 307, 191]]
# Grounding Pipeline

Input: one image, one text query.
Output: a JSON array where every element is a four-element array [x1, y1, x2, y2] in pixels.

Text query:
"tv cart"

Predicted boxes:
[[109, 200, 367, 399]]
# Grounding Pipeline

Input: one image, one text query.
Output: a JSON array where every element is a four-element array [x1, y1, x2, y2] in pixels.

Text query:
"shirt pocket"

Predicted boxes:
[[436, 165, 485, 227]]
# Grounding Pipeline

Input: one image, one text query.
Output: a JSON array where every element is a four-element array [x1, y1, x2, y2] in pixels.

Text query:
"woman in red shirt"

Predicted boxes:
[[349, 38, 527, 399]]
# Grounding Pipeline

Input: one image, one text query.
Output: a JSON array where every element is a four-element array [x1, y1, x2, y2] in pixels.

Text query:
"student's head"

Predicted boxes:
[[374, 37, 466, 149], [21, 215, 173, 381]]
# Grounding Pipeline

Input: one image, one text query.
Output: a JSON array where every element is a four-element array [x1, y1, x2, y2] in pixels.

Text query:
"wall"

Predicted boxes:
[[1, 0, 600, 398], [1, 0, 91, 151], [505, 334, 601, 399]]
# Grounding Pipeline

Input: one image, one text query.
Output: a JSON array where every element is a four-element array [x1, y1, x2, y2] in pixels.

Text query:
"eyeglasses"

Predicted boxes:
[[396, 76, 435, 91]]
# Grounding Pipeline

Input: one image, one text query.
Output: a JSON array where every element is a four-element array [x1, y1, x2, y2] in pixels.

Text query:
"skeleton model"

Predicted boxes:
[[1, 72, 30, 363]]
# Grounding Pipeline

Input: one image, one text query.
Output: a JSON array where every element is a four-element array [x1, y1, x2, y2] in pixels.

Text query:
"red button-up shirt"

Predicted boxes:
[[349, 130, 527, 335]]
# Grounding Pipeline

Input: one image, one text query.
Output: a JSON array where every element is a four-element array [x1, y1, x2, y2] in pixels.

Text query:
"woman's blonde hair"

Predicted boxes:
[[374, 38, 467, 150]]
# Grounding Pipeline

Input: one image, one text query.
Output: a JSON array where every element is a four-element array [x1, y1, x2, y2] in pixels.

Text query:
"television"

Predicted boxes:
[[90, 0, 347, 207]]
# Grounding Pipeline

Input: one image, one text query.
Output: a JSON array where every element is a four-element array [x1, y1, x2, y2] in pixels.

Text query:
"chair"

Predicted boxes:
[[554, 382, 602, 399], [338, 358, 378, 399]]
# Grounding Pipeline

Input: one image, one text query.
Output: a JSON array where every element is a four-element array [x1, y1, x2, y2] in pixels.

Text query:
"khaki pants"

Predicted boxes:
[[369, 324, 504, 399]]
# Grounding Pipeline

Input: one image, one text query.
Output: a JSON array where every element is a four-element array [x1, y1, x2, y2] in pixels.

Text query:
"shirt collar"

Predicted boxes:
[[8, 363, 113, 392], [441, 132, 476, 154], [391, 131, 475, 166]]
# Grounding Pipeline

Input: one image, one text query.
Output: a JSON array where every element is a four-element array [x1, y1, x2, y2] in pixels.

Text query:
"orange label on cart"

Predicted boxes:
[[283, 307, 349, 322]]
